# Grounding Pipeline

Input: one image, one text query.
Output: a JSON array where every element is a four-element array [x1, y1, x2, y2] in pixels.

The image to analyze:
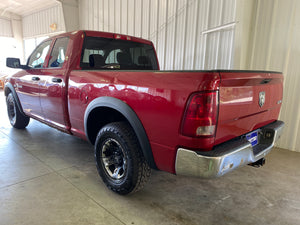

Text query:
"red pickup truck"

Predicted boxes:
[[5, 30, 284, 195]]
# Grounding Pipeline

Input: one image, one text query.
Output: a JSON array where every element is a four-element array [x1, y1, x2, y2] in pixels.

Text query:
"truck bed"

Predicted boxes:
[[68, 69, 283, 173]]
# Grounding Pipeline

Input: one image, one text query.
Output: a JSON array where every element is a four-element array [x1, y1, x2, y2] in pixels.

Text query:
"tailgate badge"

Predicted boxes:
[[259, 91, 265, 107]]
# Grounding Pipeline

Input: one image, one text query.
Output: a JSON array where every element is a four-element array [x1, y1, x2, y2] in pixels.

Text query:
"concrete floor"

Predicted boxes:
[[0, 89, 300, 225]]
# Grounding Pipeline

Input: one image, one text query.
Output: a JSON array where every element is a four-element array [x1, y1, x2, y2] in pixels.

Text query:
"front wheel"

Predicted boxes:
[[6, 93, 30, 129], [95, 122, 151, 195]]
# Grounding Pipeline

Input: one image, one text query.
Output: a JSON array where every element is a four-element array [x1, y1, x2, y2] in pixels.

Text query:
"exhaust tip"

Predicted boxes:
[[249, 158, 266, 168]]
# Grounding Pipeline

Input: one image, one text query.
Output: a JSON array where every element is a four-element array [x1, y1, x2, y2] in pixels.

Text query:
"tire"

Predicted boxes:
[[95, 122, 151, 195], [6, 93, 30, 129]]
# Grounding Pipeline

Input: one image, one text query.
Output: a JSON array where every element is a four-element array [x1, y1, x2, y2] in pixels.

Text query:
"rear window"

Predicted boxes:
[[80, 36, 158, 70]]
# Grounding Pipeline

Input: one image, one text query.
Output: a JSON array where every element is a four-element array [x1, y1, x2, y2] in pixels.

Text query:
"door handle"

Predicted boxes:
[[52, 78, 62, 83], [32, 77, 40, 81]]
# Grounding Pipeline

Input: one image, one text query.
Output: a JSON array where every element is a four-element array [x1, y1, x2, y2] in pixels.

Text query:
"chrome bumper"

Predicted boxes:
[[175, 120, 284, 178]]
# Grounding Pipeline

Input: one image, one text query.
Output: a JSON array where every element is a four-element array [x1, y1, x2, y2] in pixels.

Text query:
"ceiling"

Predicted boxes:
[[0, 0, 59, 17]]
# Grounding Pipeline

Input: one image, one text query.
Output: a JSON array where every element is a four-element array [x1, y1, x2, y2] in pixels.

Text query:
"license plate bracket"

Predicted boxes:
[[246, 131, 258, 147]]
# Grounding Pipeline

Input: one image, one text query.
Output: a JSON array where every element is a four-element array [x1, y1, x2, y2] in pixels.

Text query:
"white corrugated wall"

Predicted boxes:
[[234, 0, 300, 152], [0, 18, 13, 37], [78, 0, 236, 70], [22, 5, 66, 39]]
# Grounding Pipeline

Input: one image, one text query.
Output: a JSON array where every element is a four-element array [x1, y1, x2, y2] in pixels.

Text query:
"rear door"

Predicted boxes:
[[16, 40, 52, 119], [215, 71, 283, 145], [39, 37, 70, 131]]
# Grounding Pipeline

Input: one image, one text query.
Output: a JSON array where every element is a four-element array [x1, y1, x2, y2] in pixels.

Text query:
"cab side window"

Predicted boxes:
[[48, 37, 69, 68], [27, 40, 52, 69], [105, 49, 121, 64]]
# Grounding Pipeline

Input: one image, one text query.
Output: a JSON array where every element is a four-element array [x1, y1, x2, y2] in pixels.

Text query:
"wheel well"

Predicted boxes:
[[86, 107, 127, 145], [4, 86, 11, 96], [84, 96, 157, 169]]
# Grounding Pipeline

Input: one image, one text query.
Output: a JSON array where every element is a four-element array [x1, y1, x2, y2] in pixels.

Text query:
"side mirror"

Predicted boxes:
[[6, 58, 21, 68], [6, 58, 30, 69]]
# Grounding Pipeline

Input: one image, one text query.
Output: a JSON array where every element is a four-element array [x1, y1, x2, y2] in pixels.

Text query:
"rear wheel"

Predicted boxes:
[[6, 93, 30, 129], [95, 122, 151, 195]]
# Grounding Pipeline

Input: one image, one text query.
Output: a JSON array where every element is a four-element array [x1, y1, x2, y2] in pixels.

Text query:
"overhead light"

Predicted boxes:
[[50, 23, 57, 31]]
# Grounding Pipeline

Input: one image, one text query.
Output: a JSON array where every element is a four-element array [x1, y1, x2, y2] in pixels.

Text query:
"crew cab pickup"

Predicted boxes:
[[5, 30, 284, 194]]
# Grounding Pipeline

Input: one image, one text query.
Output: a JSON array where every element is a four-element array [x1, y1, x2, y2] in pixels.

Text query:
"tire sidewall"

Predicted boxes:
[[6, 93, 17, 126], [6, 92, 30, 129], [95, 125, 138, 194]]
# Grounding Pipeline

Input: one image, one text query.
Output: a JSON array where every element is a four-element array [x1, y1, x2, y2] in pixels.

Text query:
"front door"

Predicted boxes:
[[16, 40, 52, 119]]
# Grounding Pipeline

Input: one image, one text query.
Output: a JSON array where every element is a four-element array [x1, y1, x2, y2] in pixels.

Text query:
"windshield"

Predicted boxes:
[[80, 36, 158, 70]]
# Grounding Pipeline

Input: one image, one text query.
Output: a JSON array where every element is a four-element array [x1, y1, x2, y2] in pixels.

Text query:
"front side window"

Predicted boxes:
[[27, 40, 51, 69], [105, 49, 121, 64], [80, 36, 158, 70], [48, 37, 69, 68]]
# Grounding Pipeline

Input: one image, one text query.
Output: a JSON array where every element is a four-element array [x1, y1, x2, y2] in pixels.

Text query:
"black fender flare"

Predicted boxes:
[[84, 96, 157, 169], [4, 82, 27, 117]]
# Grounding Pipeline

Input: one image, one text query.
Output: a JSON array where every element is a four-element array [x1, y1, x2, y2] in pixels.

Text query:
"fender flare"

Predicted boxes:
[[84, 96, 157, 169], [4, 82, 27, 117]]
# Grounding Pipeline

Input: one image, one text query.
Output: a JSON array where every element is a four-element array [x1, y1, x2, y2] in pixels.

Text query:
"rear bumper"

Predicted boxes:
[[175, 120, 284, 178]]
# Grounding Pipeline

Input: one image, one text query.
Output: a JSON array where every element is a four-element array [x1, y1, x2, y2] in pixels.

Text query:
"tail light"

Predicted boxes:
[[181, 91, 219, 138]]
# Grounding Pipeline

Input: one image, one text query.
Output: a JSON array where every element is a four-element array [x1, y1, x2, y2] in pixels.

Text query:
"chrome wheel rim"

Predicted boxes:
[[7, 96, 16, 125], [101, 138, 127, 180]]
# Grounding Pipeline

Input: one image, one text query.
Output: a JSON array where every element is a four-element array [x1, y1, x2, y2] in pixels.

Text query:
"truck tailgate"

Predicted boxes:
[[215, 71, 283, 146]]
